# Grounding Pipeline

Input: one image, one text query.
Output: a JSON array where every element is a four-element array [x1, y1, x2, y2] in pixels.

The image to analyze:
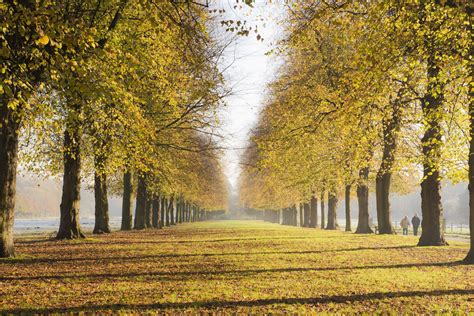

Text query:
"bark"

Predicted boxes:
[[418, 55, 447, 246], [144, 192, 152, 228], [152, 196, 160, 228], [57, 122, 85, 240], [345, 185, 351, 232], [326, 190, 338, 230], [93, 171, 110, 234], [133, 173, 146, 230], [165, 197, 170, 226], [466, 88, 474, 261], [375, 101, 400, 234], [291, 204, 298, 226], [303, 203, 310, 227], [0, 97, 19, 257], [169, 197, 175, 225], [320, 191, 325, 229], [178, 199, 183, 223], [299, 203, 304, 227], [121, 171, 132, 230], [186, 202, 191, 222], [376, 172, 396, 234], [355, 167, 373, 234], [464, 5, 473, 264], [161, 197, 166, 227], [310, 195, 318, 228]]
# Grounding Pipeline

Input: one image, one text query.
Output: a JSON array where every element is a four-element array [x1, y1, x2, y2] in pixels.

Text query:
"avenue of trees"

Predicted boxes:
[[0, 0, 230, 257], [239, 0, 473, 263]]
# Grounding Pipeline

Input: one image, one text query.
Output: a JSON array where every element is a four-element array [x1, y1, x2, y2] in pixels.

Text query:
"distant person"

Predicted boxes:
[[400, 216, 410, 235], [412, 214, 421, 236]]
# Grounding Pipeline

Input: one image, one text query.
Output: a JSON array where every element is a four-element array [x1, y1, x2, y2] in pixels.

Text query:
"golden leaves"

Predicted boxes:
[[36, 35, 49, 46]]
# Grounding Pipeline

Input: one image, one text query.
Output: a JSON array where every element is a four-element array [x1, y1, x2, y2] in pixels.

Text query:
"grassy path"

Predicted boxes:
[[0, 221, 472, 313]]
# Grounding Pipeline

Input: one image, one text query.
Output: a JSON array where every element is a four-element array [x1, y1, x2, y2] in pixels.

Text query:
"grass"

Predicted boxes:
[[0, 220, 472, 314]]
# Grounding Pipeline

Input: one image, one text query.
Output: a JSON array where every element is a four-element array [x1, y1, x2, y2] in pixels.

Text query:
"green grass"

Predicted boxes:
[[0, 220, 472, 313]]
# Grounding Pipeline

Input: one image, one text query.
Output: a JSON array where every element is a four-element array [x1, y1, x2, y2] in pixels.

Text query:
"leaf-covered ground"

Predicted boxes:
[[0, 221, 472, 314]]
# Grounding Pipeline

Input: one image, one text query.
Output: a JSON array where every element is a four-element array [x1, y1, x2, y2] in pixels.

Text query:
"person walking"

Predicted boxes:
[[400, 216, 410, 235], [412, 214, 421, 236]]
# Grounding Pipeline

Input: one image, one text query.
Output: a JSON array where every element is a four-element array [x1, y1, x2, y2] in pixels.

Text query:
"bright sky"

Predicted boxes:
[[213, 1, 284, 191]]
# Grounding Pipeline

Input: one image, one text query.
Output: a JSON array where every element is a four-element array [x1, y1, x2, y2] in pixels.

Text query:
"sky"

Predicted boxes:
[[212, 0, 285, 190]]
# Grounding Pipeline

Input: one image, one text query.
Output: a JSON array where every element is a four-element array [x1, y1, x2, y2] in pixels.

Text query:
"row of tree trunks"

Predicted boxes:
[[263, 209, 280, 223], [281, 206, 298, 226], [127, 178, 210, 230], [175, 199, 191, 224]]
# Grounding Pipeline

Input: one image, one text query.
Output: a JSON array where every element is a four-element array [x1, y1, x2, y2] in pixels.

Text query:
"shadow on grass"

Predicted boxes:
[[1, 246, 417, 265], [2, 288, 472, 313], [0, 260, 464, 282], [17, 235, 324, 247]]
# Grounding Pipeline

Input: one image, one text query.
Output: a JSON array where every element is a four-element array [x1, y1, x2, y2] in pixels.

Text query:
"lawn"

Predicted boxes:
[[0, 221, 472, 314]]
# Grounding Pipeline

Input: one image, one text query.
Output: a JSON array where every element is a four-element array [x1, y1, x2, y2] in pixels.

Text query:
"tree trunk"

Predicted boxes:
[[355, 167, 373, 234], [178, 199, 183, 223], [299, 203, 304, 227], [165, 197, 170, 226], [376, 172, 396, 234], [169, 197, 175, 225], [152, 196, 160, 228], [303, 202, 310, 227], [320, 191, 325, 229], [134, 173, 146, 230], [465, 11, 474, 262], [121, 171, 132, 230], [57, 123, 85, 239], [0, 97, 19, 257], [161, 197, 166, 227], [145, 192, 152, 228], [93, 171, 110, 234], [345, 185, 351, 232], [418, 55, 447, 246], [466, 87, 474, 262], [326, 190, 338, 230], [186, 202, 191, 222], [375, 100, 400, 234], [310, 195, 318, 228]]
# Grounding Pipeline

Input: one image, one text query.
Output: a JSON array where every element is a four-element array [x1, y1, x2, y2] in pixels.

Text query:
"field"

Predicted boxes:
[[0, 221, 472, 314]]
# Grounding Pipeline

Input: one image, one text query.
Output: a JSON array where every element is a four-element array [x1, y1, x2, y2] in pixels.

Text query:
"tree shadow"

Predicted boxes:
[[0, 260, 463, 282], [15, 235, 334, 247], [2, 288, 472, 313], [0, 245, 417, 265]]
